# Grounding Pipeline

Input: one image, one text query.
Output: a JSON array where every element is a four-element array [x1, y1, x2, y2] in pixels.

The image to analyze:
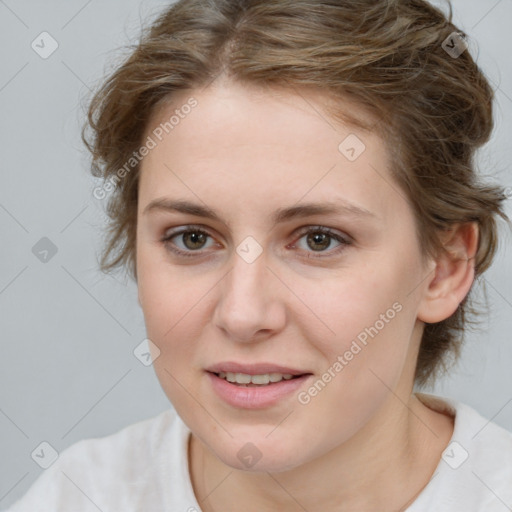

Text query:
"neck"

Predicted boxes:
[[189, 392, 454, 512]]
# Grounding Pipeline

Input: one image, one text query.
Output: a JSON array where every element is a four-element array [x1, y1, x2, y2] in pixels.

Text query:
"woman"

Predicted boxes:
[[7, 0, 512, 510]]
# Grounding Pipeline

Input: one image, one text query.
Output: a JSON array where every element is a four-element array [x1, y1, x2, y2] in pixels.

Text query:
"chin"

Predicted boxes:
[[210, 435, 308, 474]]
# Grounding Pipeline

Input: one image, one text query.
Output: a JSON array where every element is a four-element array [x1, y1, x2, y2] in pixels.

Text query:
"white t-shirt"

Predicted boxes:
[[4, 393, 512, 512]]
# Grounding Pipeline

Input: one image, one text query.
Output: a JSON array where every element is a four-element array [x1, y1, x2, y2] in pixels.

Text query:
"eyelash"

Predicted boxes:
[[160, 225, 352, 260]]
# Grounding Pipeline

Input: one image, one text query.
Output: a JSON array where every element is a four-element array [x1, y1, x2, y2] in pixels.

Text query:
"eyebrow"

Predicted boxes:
[[142, 198, 377, 227]]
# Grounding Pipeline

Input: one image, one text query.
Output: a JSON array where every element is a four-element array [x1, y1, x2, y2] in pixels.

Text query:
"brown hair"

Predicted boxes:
[[82, 0, 510, 386]]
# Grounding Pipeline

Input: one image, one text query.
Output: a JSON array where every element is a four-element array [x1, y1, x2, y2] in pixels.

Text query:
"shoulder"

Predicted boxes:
[[66, 407, 180, 470], [452, 398, 512, 496], [410, 393, 512, 512], [58, 407, 180, 479], [6, 408, 184, 512]]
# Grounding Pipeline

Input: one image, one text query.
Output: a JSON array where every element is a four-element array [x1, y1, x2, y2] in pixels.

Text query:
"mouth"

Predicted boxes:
[[205, 366, 313, 409], [209, 371, 308, 387], [204, 362, 313, 408]]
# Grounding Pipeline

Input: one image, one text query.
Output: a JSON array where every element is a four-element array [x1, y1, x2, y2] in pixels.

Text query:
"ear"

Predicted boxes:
[[417, 222, 479, 324]]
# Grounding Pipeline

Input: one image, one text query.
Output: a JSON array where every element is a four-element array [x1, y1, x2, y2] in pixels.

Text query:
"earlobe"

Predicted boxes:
[[417, 222, 479, 324]]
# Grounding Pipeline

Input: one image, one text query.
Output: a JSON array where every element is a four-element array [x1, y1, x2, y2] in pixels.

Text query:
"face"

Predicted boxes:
[[136, 80, 432, 473]]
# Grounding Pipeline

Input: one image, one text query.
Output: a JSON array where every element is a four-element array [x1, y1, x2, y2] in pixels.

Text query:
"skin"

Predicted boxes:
[[136, 78, 478, 511]]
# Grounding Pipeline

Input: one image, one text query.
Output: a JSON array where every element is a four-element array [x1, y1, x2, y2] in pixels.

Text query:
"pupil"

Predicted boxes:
[[184, 232, 206, 250], [308, 232, 330, 251]]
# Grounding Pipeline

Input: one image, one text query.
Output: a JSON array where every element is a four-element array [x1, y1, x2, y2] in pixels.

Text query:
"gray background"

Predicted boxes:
[[0, 0, 511, 508]]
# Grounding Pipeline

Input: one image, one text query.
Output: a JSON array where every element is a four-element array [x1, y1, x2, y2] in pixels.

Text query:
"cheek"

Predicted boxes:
[[138, 275, 200, 362], [299, 263, 406, 346], [290, 275, 415, 450], [136, 247, 196, 369], [297, 259, 417, 400], [137, 241, 194, 331], [137, 265, 203, 414], [136, 251, 225, 412]]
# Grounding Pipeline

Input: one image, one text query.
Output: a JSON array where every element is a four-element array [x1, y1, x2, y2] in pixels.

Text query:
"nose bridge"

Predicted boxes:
[[213, 244, 283, 340], [224, 246, 270, 310], [225, 230, 270, 298]]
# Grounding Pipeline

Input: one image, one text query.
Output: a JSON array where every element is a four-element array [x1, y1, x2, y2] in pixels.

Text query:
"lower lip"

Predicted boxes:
[[206, 372, 312, 409]]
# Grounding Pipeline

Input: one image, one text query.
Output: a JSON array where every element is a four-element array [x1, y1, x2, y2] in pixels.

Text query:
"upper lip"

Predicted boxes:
[[206, 362, 311, 376]]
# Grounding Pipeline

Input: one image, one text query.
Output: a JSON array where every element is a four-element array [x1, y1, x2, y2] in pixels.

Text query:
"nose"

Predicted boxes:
[[212, 249, 286, 343]]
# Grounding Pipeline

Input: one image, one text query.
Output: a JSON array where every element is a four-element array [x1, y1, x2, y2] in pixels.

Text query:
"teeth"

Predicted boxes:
[[217, 371, 296, 385]]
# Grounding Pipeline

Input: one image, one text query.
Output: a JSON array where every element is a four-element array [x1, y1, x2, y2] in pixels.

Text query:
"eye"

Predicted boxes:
[[161, 226, 216, 257], [290, 226, 352, 258], [160, 225, 352, 259]]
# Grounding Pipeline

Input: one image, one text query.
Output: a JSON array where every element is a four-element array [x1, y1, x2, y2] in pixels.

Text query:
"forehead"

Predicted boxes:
[[145, 80, 378, 155], [139, 81, 405, 225]]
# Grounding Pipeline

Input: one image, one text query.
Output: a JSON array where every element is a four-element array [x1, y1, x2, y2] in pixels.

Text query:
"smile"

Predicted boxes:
[[206, 371, 312, 409]]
